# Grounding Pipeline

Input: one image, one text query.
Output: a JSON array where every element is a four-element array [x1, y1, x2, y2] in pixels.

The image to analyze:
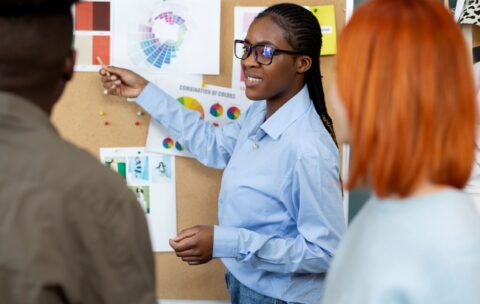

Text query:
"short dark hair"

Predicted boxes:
[[0, 0, 78, 77], [0, 0, 76, 15]]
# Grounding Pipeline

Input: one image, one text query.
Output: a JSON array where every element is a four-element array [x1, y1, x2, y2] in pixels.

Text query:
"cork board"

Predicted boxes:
[[474, 26, 480, 47], [51, 0, 346, 300]]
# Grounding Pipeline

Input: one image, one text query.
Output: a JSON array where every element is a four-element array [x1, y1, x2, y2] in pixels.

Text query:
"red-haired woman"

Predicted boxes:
[[323, 0, 480, 303]]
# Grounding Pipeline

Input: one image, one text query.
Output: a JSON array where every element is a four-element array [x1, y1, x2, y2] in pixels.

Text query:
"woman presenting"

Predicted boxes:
[[100, 4, 345, 303]]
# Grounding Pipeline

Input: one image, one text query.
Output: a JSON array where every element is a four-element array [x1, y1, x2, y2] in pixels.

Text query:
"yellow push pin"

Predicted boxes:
[[201, 82, 206, 88], [99, 111, 106, 117]]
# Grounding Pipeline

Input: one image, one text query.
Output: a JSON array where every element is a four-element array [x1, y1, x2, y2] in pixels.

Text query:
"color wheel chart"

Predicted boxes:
[[210, 103, 224, 118], [113, 0, 220, 75], [227, 106, 241, 120], [145, 80, 253, 158], [162, 137, 174, 149], [128, 8, 188, 70], [160, 96, 204, 152], [158, 101, 242, 154], [74, 0, 111, 71], [162, 138, 185, 152]]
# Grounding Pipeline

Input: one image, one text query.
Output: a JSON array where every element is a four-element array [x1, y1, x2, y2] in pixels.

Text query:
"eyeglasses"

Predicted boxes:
[[234, 39, 302, 65]]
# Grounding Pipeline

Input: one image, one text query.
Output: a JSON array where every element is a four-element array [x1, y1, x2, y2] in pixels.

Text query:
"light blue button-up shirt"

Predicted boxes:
[[137, 84, 345, 304]]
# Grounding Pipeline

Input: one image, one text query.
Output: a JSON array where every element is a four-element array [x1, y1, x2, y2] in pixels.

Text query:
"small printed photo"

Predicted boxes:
[[103, 157, 127, 179], [129, 186, 150, 214], [151, 154, 172, 183], [127, 156, 149, 184]]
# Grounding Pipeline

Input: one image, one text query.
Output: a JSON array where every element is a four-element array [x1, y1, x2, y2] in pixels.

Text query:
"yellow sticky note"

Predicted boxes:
[[310, 5, 337, 56]]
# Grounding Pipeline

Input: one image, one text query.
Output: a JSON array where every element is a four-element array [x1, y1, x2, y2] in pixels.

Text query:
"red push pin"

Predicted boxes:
[[104, 121, 110, 126], [135, 121, 141, 126]]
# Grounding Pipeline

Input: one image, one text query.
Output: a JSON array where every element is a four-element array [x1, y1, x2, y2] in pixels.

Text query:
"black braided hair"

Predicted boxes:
[[256, 3, 339, 148]]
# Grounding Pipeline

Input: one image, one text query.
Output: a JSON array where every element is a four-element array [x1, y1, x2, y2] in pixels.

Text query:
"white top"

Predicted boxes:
[[323, 189, 480, 304]]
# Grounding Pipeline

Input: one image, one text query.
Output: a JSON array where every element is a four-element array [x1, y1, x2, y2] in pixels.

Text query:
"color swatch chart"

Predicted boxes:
[[75, 1, 110, 31], [74, 0, 112, 71], [112, 0, 220, 75], [137, 12, 188, 69], [146, 80, 253, 158]]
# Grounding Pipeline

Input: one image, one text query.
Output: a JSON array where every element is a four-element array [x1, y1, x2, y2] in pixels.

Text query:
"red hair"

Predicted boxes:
[[337, 0, 476, 197]]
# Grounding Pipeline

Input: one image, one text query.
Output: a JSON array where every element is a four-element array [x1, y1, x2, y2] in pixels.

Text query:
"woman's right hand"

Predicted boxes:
[[99, 66, 149, 98]]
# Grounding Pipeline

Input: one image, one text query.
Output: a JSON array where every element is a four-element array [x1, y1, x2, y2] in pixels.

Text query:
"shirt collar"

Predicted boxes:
[[260, 85, 311, 140], [0, 91, 55, 131]]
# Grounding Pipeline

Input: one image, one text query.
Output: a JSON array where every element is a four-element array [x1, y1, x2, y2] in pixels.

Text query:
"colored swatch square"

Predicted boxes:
[[75, 2, 93, 31], [93, 36, 110, 64], [74, 35, 110, 65], [75, 1, 110, 31]]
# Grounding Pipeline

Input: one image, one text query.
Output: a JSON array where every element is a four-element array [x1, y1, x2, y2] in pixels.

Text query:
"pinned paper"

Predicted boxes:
[[112, 0, 221, 75], [145, 80, 253, 158], [73, 0, 112, 72], [100, 147, 177, 252], [310, 5, 337, 56]]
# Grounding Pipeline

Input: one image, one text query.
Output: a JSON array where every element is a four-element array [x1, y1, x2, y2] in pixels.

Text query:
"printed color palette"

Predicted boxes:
[[139, 11, 187, 69], [75, 1, 111, 31], [74, 35, 110, 65]]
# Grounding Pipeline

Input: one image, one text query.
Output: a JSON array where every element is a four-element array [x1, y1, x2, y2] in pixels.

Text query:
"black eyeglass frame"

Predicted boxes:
[[234, 39, 303, 65]]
